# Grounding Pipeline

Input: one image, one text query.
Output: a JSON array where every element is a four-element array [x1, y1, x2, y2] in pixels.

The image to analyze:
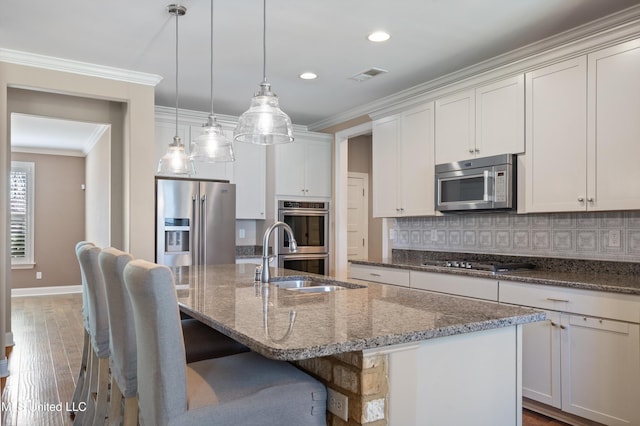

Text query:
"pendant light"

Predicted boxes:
[[157, 4, 194, 175], [233, 0, 294, 145], [189, 0, 235, 162]]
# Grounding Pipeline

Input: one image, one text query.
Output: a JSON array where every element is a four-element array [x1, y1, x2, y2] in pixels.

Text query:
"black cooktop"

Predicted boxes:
[[422, 260, 534, 274]]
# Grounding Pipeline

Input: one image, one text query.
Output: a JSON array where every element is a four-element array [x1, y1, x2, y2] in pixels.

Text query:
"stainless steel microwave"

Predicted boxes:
[[435, 154, 516, 212]]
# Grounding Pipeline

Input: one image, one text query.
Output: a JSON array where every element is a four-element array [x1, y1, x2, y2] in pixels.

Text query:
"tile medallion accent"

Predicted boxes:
[[552, 230, 574, 251], [392, 211, 640, 262], [495, 231, 511, 249], [577, 231, 598, 252]]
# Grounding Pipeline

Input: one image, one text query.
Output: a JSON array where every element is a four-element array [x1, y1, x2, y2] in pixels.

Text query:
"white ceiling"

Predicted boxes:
[[11, 114, 109, 156], [2, 0, 639, 140]]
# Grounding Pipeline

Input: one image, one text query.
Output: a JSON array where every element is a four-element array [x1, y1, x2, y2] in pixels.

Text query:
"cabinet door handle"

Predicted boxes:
[[474, 148, 480, 153], [577, 197, 584, 202], [546, 297, 570, 303], [468, 148, 474, 154], [587, 197, 594, 202], [369, 273, 381, 277], [549, 321, 566, 329]]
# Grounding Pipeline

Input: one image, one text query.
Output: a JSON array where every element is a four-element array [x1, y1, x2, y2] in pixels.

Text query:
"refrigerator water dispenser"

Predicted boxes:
[[164, 218, 190, 253]]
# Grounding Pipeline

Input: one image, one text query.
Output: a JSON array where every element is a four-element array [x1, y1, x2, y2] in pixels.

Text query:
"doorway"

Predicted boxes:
[[8, 89, 119, 293], [347, 172, 368, 261], [335, 121, 386, 279]]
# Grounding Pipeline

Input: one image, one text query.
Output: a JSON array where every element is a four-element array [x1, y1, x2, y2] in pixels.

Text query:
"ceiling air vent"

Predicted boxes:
[[349, 67, 388, 82]]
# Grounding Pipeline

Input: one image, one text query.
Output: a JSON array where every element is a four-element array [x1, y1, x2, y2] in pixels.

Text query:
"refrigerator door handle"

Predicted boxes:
[[192, 194, 198, 266], [200, 194, 207, 266]]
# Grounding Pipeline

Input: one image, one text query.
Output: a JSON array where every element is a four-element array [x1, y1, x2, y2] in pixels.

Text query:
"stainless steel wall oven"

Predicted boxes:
[[277, 200, 329, 275]]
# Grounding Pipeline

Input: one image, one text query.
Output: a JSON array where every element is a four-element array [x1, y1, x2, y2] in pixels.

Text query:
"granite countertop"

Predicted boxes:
[[350, 258, 640, 296], [176, 264, 544, 361]]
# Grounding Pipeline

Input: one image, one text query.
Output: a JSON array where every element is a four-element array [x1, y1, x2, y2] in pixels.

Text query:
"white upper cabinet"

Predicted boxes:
[[233, 141, 266, 219], [587, 38, 640, 211], [373, 102, 435, 217], [435, 75, 524, 165], [525, 57, 588, 213], [372, 115, 401, 217], [435, 89, 475, 164], [274, 133, 332, 198], [475, 75, 525, 158], [525, 38, 640, 213]]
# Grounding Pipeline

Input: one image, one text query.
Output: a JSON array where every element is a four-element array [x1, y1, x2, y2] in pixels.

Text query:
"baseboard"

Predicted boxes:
[[523, 399, 605, 426], [11, 285, 82, 297]]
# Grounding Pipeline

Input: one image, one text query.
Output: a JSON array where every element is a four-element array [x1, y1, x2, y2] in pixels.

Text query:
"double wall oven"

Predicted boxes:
[[277, 200, 329, 275]]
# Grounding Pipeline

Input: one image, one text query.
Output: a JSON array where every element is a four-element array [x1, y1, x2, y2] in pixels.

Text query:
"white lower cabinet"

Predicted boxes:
[[501, 281, 640, 426], [561, 314, 640, 425], [521, 310, 561, 408], [349, 263, 410, 287], [410, 271, 498, 301]]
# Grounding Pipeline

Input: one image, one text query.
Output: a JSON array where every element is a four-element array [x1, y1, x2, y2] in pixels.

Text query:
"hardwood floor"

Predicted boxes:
[[1, 293, 570, 426], [1, 294, 83, 425], [523, 409, 571, 425]]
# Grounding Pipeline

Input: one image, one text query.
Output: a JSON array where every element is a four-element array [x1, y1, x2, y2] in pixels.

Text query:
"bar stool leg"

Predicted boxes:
[[74, 349, 97, 425], [71, 329, 90, 417], [92, 357, 110, 425], [107, 376, 123, 426], [122, 396, 138, 426]]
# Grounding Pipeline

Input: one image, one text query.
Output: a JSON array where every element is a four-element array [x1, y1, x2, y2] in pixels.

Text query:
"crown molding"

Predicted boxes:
[[0, 49, 163, 87], [309, 4, 640, 131], [82, 124, 110, 155]]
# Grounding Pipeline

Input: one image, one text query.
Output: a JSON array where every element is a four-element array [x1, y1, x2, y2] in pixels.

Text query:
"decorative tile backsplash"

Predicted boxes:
[[391, 211, 640, 263]]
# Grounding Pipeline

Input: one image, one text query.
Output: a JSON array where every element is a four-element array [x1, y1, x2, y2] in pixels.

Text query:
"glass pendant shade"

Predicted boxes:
[[157, 4, 193, 175], [190, 115, 235, 162], [157, 136, 194, 175], [234, 83, 294, 145]]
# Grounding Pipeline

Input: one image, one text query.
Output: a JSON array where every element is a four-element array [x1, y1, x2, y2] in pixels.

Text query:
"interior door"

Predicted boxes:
[[347, 173, 368, 261]]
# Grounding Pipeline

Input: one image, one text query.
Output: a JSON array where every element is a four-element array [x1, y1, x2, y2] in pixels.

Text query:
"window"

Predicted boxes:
[[10, 161, 35, 268]]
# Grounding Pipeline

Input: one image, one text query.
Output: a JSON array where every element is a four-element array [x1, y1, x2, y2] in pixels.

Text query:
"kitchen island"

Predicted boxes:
[[176, 264, 544, 426]]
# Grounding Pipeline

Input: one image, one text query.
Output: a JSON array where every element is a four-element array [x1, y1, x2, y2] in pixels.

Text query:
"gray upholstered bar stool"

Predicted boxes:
[[70, 241, 94, 418], [75, 244, 110, 426], [124, 259, 327, 426], [99, 248, 250, 425]]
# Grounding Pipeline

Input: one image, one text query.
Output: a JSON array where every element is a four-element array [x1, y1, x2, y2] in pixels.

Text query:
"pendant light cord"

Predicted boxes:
[[175, 7, 180, 140], [210, 0, 214, 115], [262, 0, 267, 85]]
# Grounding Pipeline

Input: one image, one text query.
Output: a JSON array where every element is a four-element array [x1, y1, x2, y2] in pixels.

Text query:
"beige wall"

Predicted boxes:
[[1, 60, 157, 361], [86, 128, 112, 247], [10, 153, 85, 288], [347, 135, 383, 260]]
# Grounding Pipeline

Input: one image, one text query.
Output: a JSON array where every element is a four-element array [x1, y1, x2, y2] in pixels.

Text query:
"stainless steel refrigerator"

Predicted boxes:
[[155, 177, 236, 268]]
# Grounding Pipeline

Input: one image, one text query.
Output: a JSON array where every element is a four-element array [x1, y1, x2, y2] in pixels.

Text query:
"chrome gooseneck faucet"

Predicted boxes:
[[261, 221, 297, 283]]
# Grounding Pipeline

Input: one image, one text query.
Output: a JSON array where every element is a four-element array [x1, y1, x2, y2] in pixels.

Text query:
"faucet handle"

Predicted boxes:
[[254, 265, 263, 282], [267, 254, 277, 263]]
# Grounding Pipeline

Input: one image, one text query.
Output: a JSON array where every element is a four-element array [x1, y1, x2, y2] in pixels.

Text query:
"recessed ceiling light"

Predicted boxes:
[[367, 31, 391, 42], [299, 72, 317, 80]]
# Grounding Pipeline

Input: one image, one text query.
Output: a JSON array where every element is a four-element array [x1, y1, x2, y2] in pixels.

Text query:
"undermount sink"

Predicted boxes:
[[269, 277, 365, 293]]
